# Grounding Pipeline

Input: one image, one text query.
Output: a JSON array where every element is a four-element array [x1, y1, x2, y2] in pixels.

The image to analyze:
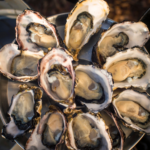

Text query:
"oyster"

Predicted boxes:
[[38, 47, 75, 106], [2, 85, 42, 140], [113, 89, 150, 133], [25, 106, 67, 150], [75, 65, 113, 112], [64, 0, 109, 61], [103, 47, 150, 90], [65, 109, 112, 150], [16, 10, 63, 53], [93, 22, 150, 65], [0, 44, 44, 82]]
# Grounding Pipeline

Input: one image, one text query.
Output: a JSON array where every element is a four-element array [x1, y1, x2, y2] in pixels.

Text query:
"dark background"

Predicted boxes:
[[24, 0, 150, 22]]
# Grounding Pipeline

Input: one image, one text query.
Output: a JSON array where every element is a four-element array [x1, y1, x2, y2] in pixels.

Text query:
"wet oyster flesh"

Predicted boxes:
[[27, 23, 57, 48], [98, 32, 128, 60], [72, 115, 100, 148], [11, 52, 41, 76], [75, 71, 103, 100], [108, 59, 145, 82], [47, 65, 73, 100], [116, 101, 149, 124], [42, 112, 64, 147], [12, 91, 34, 124], [69, 12, 92, 51]]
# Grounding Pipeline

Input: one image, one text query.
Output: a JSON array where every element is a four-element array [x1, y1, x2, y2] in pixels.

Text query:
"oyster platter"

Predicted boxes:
[[1, 0, 150, 149]]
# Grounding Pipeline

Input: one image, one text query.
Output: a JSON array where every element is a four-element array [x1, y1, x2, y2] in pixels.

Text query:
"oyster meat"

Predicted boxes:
[[0, 44, 44, 82], [75, 65, 113, 112], [25, 106, 67, 150], [65, 110, 112, 150], [113, 89, 150, 133], [103, 47, 150, 90], [93, 22, 150, 65], [2, 85, 42, 140], [38, 47, 75, 106], [16, 10, 63, 53], [64, 0, 109, 60]]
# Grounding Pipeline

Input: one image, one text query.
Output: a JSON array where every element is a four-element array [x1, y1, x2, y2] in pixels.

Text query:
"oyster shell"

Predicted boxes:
[[25, 106, 67, 150], [38, 47, 75, 107], [93, 21, 150, 65], [103, 47, 150, 90], [0, 44, 44, 82], [113, 89, 150, 133], [64, 0, 109, 61], [65, 109, 112, 150], [16, 10, 64, 53], [101, 110, 124, 150], [2, 84, 42, 140], [75, 65, 113, 112]]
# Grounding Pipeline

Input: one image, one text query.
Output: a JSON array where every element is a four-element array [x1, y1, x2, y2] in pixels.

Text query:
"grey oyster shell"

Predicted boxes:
[[2, 84, 43, 140]]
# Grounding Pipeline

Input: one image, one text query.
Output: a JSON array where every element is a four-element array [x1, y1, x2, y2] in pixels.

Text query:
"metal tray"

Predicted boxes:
[[0, 13, 144, 150]]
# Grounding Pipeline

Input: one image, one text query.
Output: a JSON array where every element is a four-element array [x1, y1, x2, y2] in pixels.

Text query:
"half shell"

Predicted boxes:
[[38, 47, 75, 107], [0, 44, 44, 82], [16, 10, 64, 53], [65, 109, 112, 150], [75, 65, 113, 112], [113, 89, 150, 133], [64, 0, 109, 60], [93, 21, 150, 65], [25, 105, 67, 150], [2, 84, 42, 140], [103, 47, 150, 90]]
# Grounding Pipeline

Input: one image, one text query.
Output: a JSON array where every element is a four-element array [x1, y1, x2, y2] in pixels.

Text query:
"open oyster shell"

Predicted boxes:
[[65, 109, 112, 150], [16, 10, 64, 53], [103, 47, 150, 90], [75, 65, 113, 112], [113, 89, 150, 133], [2, 84, 42, 140], [64, 0, 109, 61], [93, 21, 150, 65], [0, 44, 44, 82], [25, 105, 67, 150], [38, 47, 75, 107]]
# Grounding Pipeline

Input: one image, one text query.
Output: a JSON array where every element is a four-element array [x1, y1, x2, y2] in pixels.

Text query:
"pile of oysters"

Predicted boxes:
[[1, 0, 150, 149]]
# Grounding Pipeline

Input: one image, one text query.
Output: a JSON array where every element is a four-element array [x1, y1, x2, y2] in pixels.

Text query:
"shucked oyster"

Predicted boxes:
[[25, 106, 67, 150], [65, 109, 112, 150], [2, 84, 42, 140], [103, 47, 150, 90], [64, 0, 109, 61], [38, 47, 75, 107], [113, 90, 150, 133], [75, 65, 113, 112], [93, 22, 150, 65], [16, 10, 63, 53], [0, 44, 44, 82]]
